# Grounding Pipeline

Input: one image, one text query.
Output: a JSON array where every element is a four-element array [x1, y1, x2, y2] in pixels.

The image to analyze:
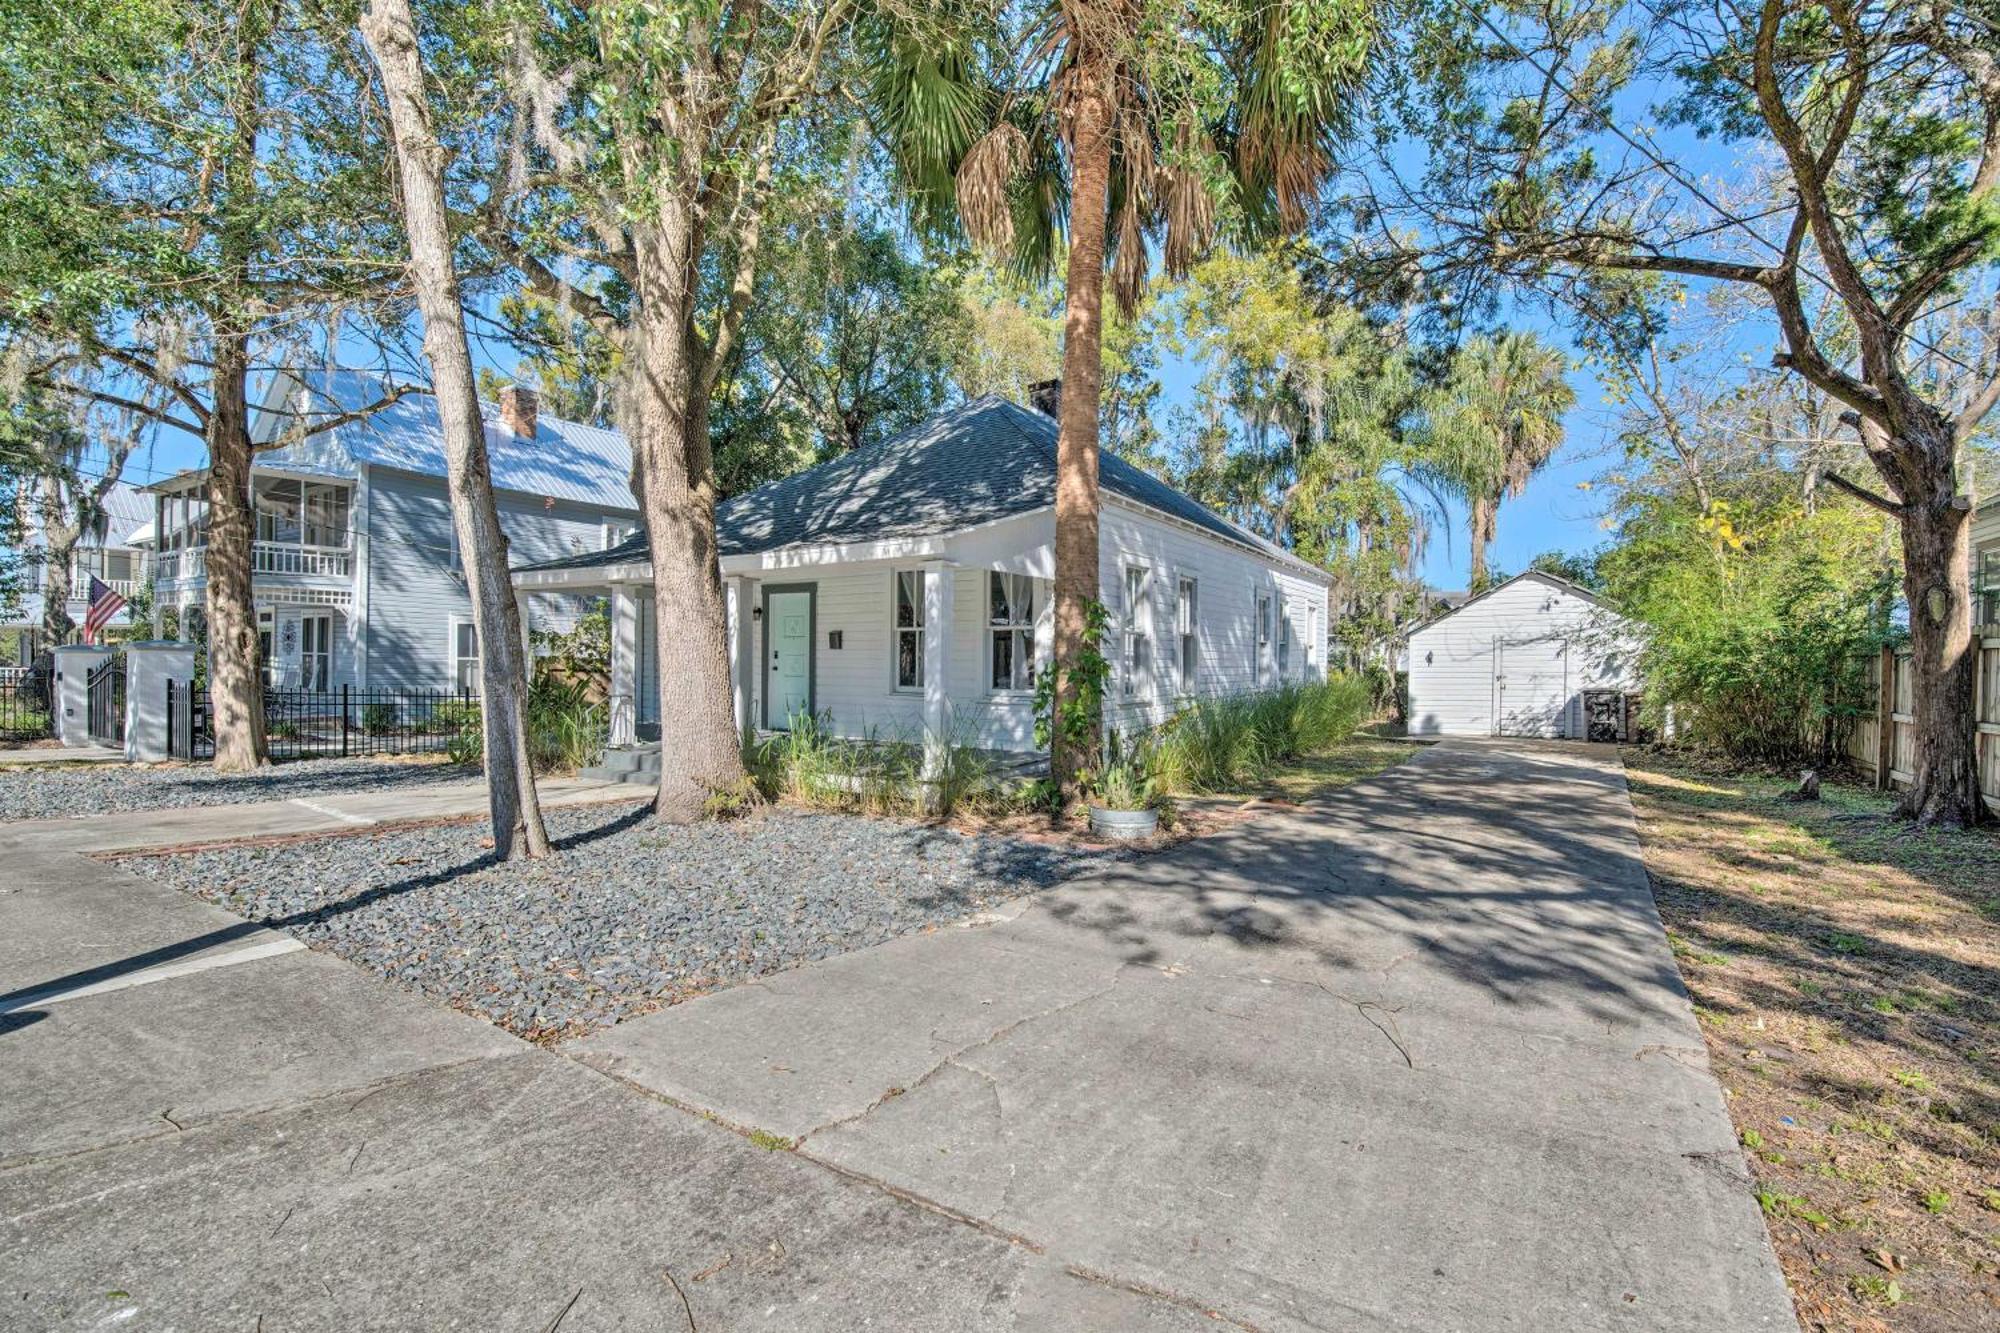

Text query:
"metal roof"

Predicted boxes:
[[518, 395, 1323, 577], [253, 370, 638, 514]]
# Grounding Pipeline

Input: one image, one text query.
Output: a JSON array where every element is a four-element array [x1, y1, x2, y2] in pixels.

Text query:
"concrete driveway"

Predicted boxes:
[[0, 739, 1794, 1331]]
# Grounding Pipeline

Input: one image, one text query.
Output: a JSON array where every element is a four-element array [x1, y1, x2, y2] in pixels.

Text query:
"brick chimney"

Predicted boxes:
[[1029, 378, 1061, 420], [498, 384, 539, 438]]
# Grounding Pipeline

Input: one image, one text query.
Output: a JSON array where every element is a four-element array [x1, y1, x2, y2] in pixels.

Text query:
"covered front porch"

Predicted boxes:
[[512, 522, 1057, 772]]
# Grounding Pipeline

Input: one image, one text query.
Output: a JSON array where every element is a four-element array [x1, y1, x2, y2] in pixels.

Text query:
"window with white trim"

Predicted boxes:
[[988, 572, 1036, 692], [1255, 593, 1272, 685], [892, 569, 926, 691], [1278, 607, 1293, 678], [1174, 576, 1198, 693], [1121, 564, 1150, 698], [452, 620, 480, 694], [602, 521, 638, 550]]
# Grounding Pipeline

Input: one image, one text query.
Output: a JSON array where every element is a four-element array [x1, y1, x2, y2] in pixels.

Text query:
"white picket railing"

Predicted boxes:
[[156, 542, 352, 583]]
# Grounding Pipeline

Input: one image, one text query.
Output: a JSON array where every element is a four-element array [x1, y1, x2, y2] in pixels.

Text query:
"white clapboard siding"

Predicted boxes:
[[718, 499, 1332, 753], [1406, 573, 1641, 738]]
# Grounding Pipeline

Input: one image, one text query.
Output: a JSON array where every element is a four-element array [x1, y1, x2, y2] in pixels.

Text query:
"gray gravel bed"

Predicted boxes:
[[0, 756, 478, 822], [118, 804, 1126, 1040]]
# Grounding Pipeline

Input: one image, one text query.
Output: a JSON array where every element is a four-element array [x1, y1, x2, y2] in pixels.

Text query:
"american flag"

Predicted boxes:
[[82, 575, 127, 645]]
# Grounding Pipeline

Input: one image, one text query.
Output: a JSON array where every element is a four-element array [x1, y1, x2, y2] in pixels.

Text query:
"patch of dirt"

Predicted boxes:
[[1622, 749, 2000, 1332]]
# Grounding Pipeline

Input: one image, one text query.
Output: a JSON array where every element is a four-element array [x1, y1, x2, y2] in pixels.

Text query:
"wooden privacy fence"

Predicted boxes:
[[1844, 628, 2000, 814]]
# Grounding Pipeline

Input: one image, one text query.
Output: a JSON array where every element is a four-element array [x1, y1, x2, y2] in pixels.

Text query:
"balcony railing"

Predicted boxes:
[[156, 542, 352, 583]]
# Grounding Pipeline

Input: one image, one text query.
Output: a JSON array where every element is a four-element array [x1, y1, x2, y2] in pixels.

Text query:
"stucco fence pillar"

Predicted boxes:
[[51, 644, 117, 747], [122, 641, 197, 762]]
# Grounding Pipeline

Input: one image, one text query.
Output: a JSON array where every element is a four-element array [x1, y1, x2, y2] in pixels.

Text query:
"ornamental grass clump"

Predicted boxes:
[[1152, 674, 1372, 793]]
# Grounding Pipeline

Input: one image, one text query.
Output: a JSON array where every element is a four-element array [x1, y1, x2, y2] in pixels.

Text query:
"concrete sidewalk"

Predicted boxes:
[[0, 745, 125, 766], [0, 828, 1204, 1330], [0, 772, 647, 854]]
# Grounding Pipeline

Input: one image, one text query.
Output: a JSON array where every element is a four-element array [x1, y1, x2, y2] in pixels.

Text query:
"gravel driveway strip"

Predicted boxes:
[[117, 803, 1125, 1041], [0, 756, 476, 822]]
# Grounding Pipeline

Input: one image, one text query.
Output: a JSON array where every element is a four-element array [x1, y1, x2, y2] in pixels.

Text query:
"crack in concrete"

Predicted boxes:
[[797, 963, 1134, 1146], [1060, 1262, 1268, 1332], [0, 1054, 512, 1183]]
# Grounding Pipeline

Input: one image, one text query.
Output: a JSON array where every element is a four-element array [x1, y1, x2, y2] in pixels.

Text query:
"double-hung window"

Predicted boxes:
[[892, 570, 926, 691], [1121, 565, 1150, 698], [988, 572, 1036, 692], [1979, 547, 2000, 625], [1174, 576, 1198, 693], [1255, 594, 1272, 685], [452, 620, 480, 694], [1278, 608, 1293, 678]]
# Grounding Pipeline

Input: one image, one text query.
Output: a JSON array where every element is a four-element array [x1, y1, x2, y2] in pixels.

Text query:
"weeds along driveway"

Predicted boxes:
[[570, 738, 1799, 1333]]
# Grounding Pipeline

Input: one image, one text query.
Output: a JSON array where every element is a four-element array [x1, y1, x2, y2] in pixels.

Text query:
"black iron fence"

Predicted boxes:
[[167, 681, 480, 762], [0, 668, 56, 743], [86, 657, 127, 746]]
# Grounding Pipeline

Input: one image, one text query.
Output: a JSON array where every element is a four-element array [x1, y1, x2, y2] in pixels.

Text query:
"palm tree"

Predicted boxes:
[[866, 0, 1377, 791], [1427, 333, 1575, 589]]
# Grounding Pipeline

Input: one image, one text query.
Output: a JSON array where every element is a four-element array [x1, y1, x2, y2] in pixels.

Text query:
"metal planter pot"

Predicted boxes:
[[1088, 805, 1158, 841]]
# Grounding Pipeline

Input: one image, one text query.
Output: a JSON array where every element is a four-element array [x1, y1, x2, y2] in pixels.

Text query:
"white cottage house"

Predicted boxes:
[[513, 394, 1332, 765], [1405, 570, 1643, 740]]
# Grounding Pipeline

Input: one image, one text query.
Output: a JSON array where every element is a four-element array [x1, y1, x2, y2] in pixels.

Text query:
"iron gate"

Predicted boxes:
[[86, 656, 126, 745]]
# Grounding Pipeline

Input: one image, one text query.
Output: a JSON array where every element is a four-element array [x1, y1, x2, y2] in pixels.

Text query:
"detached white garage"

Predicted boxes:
[[1407, 571, 1643, 740]]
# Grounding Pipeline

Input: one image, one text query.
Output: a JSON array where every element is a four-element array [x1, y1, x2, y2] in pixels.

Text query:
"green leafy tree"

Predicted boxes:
[[0, 0, 413, 771], [1153, 251, 1441, 668], [1380, 0, 1999, 823], [868, 0, 1379, 791], [443, 0, 858, 820]]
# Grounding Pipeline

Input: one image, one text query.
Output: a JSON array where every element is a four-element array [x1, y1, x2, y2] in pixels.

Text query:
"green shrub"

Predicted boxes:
[[1086, 731, 1171, 815], [1599, 498, 1895, 765], [1151, 674, 1371, 793], [743, 712, 997, 820], [428, 699, 479, 735], [360, 702, 399, 736], [444, 676, 604, 775]]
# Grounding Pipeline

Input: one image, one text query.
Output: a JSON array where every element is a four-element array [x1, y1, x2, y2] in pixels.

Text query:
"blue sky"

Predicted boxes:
[[109, 292, 1625, 592]]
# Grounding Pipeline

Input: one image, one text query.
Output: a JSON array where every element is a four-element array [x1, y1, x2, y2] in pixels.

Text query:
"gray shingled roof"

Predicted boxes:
[[518, 395, 1313, 575]]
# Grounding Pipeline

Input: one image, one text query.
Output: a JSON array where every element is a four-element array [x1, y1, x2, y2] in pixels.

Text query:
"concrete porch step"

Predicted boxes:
[[580, 745, 661, 784]]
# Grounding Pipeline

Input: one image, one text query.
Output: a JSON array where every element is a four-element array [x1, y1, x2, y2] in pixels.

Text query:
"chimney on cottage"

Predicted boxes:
[[499, 384, 539, 438], [1029, 378, 1062, 420]]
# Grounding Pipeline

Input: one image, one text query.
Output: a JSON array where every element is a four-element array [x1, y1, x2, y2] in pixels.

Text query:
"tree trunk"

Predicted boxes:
[[36, 494, 77, 647], [626, 207, 745, 823], [1893, 444, 1986, 826], [1467, 493, 1494, 589], [1050, 63, 1115, 795], [204, 337, 268, 772], [361, 0, 549, 859]]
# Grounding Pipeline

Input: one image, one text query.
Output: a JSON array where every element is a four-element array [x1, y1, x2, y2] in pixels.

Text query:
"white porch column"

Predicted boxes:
[[921, 559, 955, 780], [726, 575, 756, 733], [608, 583, 638, 748], [514, 591, 534, 665]]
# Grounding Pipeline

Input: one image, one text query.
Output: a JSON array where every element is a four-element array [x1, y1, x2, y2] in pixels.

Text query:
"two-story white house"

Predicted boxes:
[[146, 371, 638, 691], [3, 481, 153, 664]]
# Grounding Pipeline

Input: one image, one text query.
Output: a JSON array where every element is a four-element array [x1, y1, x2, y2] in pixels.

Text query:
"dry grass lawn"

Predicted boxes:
[[1623, 749, 2000, 1332]]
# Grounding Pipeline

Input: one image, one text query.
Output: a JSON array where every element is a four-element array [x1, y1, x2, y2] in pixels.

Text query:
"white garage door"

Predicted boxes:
[[1494, 637, 1568, 737]]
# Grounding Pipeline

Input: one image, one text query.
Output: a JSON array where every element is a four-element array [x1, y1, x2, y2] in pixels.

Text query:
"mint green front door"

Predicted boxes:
[[765, 589, 813, 729]]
